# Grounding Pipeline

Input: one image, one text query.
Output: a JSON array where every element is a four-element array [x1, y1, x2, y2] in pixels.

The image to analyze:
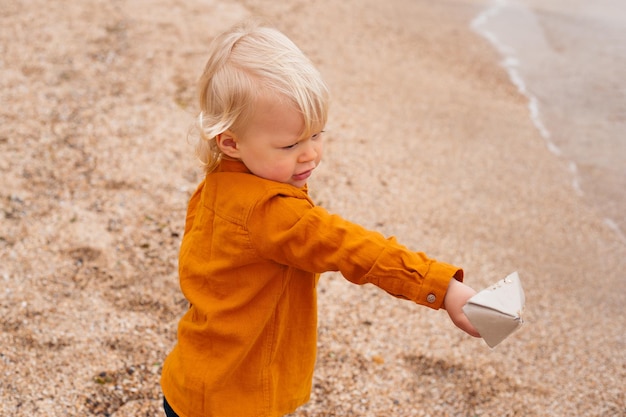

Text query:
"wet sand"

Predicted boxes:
[[0, 0, 624, 415], [473, 0, 626, 241]]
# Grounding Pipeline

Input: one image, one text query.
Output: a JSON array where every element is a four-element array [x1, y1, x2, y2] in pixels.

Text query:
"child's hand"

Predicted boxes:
[[444, 279, 481, 337]]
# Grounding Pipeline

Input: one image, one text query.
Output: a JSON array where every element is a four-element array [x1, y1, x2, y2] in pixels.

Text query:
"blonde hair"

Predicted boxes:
[[195, 22, 329, 173]]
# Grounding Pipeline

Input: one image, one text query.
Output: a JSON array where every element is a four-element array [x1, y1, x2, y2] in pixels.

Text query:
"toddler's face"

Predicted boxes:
[[235, 95, 324, 188]]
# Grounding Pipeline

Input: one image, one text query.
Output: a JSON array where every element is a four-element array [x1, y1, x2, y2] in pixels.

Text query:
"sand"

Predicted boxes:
[[1, 0, 624, 416]]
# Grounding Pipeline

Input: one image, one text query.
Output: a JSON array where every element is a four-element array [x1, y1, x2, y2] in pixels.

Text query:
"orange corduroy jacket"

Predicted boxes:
[[160, 159, 463, 417]]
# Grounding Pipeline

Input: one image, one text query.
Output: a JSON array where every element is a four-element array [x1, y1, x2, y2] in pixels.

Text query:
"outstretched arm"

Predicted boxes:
[[444, 279, 481, 337]]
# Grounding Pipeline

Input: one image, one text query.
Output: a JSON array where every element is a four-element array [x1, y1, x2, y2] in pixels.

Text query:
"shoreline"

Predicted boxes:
[[472, 0, 626, 242]]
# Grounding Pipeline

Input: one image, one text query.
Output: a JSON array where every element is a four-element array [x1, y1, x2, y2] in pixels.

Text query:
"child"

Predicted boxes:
[[160, 22, 479, 417]]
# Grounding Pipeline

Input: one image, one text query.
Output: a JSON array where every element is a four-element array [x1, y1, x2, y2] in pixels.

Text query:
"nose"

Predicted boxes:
[[298, 139, 319, 163]]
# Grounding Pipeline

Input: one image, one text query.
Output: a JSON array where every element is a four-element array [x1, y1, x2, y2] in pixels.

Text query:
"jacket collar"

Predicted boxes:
[[217, 158, 250, 174], [215, 157, 309, 193]]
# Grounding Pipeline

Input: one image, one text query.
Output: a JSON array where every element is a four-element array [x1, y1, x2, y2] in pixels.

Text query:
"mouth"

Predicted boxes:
[[293, 168, 313, 182]]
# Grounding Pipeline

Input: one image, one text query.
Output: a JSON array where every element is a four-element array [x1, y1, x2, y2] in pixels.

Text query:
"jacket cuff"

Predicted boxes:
[[417, 262, 463, 310]]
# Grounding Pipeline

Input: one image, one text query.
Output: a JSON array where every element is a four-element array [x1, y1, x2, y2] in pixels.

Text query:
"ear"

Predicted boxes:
[[216, 131, 241, 159]]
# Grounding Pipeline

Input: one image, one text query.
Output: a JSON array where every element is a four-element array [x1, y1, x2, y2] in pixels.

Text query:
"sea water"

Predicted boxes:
[[472, 0, 626, 242]]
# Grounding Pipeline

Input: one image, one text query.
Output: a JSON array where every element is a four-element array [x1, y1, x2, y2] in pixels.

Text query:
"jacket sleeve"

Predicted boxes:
[[246, 190, 462, 309]]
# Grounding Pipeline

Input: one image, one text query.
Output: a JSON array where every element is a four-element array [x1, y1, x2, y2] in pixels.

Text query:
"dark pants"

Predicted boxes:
[[163, 396, 180, 417]]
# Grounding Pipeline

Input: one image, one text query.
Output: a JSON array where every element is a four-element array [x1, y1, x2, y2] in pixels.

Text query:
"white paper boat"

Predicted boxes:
[[463, 271, 525, 348]]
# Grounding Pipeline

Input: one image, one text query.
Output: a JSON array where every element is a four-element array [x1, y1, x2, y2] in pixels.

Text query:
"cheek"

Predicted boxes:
[[273, 158, 298, 175], [316, 144, 324, 162], [254, 157, 296, 181]]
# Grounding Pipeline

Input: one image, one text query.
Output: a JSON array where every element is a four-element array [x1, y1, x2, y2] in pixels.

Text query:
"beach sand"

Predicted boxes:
[[1, 0, 624, 416]]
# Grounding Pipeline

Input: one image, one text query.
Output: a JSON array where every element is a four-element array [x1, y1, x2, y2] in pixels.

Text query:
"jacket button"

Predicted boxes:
[[426, 293, 436, 303]]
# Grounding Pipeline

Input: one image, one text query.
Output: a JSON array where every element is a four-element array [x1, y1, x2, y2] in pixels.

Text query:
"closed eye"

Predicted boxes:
[[311, 130, 325, 140], [282, 131, 325, 149]]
